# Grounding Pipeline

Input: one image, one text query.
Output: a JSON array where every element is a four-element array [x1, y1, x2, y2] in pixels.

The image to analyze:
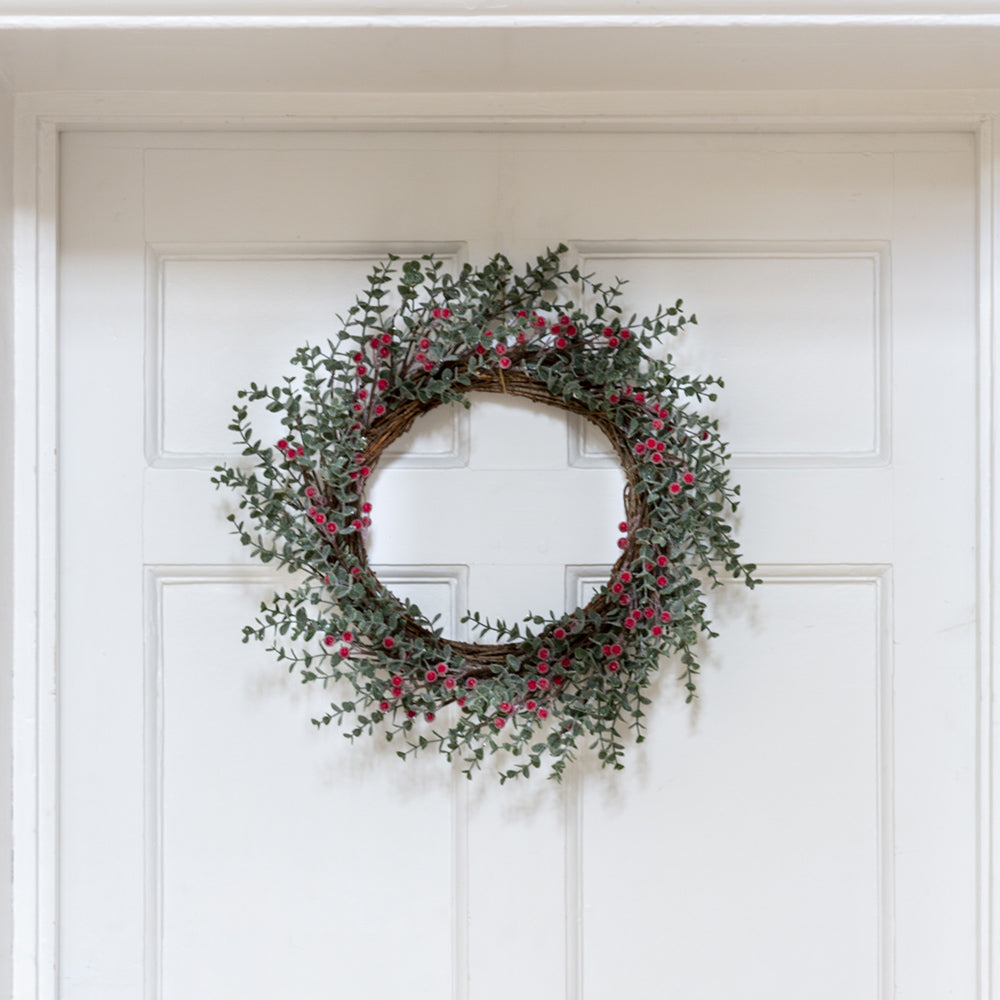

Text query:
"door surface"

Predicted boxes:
[[58, 129, 977, 999]]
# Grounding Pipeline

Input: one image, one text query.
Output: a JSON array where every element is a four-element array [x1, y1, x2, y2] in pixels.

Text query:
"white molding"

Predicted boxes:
[[8, 99, 994, 1000], [983, 112, 999, 1000], [5, 8, 1000, 25]]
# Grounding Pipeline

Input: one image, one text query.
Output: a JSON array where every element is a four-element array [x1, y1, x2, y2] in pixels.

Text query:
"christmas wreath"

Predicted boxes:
[[213, 246, 756, 781]]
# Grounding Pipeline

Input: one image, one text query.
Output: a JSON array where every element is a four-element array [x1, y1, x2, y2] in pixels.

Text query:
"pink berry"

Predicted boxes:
[[537, 708, 549, 719], [651, 453, 663, 464], [538, 649, 549, 660], [608, 661, 620, 672], [326, 523, 338, 533], [494, 717, 506, 729], [634, 443, 646, 454], [499, 702, 512, 714], [657, 555, 668, 567], [426, 670, 438, 682], [444, 677, 456, 690], [620, 571, 632, 583], [379, 701, 390, 712], [683, 472, 695, 484], [499, 357, 512, 369], [554, 628, 566, 639], [323, 635, 335, 647], [661, 611, 672, 622], [657, 575, 668, 587], [669, 482, 682, 494], [526, 699, 538, 710], [537, 663, 549, 674], [466, 677, 477, 689], [339, 646, 350, 658]]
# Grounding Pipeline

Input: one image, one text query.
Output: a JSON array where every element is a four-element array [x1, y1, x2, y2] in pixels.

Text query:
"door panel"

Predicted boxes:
[[58, 129, 977, 999]]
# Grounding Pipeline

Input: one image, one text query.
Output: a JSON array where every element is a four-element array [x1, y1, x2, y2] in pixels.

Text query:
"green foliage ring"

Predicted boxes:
[[213, 246, 757, 781]]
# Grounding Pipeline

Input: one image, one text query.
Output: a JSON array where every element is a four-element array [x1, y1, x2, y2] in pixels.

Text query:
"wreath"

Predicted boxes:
[[213, 246, 756, 781]]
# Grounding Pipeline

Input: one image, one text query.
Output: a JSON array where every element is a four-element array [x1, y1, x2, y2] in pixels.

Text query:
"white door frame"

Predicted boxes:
[[8, 92, 1000, 1000]]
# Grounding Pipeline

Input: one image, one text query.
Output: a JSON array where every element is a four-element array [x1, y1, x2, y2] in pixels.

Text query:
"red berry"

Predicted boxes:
[[494, 717, 506, 729], [611, 644, 622, 655], [538, 649, 550, 660], [657, 555, 668, 567], [661, 611, 672, 622], [466, 677, 477, 689], [457, 697, 467, 707], [499, 357, 512, 369], [537, 663, 549, 674], [526, 699, 538, 711], [277, 438, 289, 450], [669, 482, 682, 495], [323, 635, 335, 647], [538, 708, 549, 719], [425, 670, 438, 682], [617, 538, 629, 549], [391, 675, 403, 686], [339, 646, 350, 658], [657, 575, 668, 587], [383, 637, 395, 649], [683, 472, 695, 484], [499, 702, 512, 714], [425, 712, 435, 723], [379, 701, 390, 712], [608, 661, 620, 672]]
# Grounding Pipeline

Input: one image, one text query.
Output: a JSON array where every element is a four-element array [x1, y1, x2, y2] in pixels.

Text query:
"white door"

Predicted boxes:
[[58, 128, 978, 999]]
